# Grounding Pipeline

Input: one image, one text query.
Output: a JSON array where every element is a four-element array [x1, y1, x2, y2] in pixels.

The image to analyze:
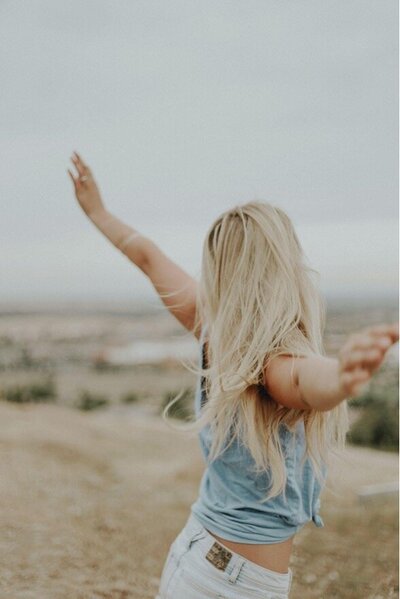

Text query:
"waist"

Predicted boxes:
[[193, 461, 325, 537], [179, 512, 294, 595], [205, 527, 296, 573]]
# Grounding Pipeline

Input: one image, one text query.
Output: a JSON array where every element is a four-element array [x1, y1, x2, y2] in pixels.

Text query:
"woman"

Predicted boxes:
[[68, 151, 398, 599]]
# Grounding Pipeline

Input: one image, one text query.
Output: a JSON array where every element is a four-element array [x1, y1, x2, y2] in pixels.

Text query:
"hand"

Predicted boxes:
[[337, 322, 399, 398], [67, 151, 105, 218]]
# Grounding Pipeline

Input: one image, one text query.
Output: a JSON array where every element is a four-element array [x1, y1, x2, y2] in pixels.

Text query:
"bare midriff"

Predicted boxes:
[[205, 529, 295, 574]]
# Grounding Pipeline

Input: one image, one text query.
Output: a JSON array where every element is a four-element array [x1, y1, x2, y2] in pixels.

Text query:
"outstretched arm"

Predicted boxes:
[[67, 151, 199, 336], [263, 322, 399, 411]]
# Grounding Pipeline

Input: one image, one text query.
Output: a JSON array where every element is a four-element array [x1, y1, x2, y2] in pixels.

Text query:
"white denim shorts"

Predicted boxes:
[[155, 513, 293, 599]]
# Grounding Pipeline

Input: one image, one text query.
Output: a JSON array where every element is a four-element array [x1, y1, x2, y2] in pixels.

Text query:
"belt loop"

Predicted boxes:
[[227, 557, 245, 583]]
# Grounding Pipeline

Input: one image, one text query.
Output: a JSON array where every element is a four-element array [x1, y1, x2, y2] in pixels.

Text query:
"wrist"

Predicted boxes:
[[88, 208, 110, 226], [331, 359, 348, 404]]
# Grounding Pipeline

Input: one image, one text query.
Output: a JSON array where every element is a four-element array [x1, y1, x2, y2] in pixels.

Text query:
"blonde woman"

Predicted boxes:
[[68, 151, 399, 599]]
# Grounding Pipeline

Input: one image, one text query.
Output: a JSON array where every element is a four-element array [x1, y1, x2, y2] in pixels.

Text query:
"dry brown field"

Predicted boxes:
[[0, 401, 397, 599]]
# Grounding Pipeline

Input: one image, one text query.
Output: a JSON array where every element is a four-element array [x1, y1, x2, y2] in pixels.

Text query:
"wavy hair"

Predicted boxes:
[[162, 200, 349, 502]]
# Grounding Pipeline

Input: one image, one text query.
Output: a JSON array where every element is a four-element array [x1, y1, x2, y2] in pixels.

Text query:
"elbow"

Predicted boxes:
[[294, 378, 315, 411]]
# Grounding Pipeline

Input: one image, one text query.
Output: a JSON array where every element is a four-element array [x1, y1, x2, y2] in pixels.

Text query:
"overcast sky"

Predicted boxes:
[[0, 1, 398, 307]]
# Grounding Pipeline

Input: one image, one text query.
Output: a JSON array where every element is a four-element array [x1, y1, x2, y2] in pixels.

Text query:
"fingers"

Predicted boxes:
[[365, 322, 399, 342], [73, 150, 88, 169], [340, 346, 382, 373], [67, 168, 79, 189], [349, 323, 398, 352], [70, 154, 85, 178], [67, 168, 75, 185], [346, 332, 392, 353], [340, 367, 371, 397], [339, 322, 398, 374], [72, 151, 91, 177], [67, 167, 83, 195], [67, 150, 94, 195], [388, 322, 399, 342], [68, 151, 91, 186]]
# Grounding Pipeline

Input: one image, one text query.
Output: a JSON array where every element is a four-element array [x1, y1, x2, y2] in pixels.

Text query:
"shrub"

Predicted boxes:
[[160, 387, 194, 421], [19, 346, 35, 368], [28, 379, 57, 401], [2, 378, 57, 403], [348, 386, 397, 408], [347, 392, 399, 452], [76, 390, 109, 411], [120, 392, 139, 404]]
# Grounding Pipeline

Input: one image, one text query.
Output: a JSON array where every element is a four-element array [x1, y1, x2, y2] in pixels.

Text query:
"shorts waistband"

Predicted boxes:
[[179, 512, 293, 594]]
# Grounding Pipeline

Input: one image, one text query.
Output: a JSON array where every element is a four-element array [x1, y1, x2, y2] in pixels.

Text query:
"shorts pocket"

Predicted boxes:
[[157, 523, 209, 598], [180, 567, 284, 599], [234, 563, 292, 599], [178, 564, 241, 599], [180, 569, 226, 598]]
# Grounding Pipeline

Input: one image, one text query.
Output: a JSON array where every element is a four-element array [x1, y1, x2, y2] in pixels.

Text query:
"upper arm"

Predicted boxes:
[[143, 241, 200, 337], [262, 354, 312, 410]]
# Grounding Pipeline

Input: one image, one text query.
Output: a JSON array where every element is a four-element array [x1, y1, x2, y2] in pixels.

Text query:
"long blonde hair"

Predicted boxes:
[[162, 200, 349, 502]]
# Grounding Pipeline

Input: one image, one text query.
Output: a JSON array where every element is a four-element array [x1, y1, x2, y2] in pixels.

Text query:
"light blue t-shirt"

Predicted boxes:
[[190, 327, 327, 544]]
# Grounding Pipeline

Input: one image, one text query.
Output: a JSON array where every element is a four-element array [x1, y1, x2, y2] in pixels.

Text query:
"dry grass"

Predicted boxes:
[[0, 402, 397, 599], [291, 449, 399, 598]]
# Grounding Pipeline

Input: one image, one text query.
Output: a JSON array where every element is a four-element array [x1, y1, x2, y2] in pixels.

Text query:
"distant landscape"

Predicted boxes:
[[0, 295, 397, 450]]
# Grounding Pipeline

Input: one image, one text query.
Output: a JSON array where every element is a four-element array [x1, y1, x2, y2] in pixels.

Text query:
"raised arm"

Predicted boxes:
[[263, 322, 399, 411], [67, 151, 199, 336]]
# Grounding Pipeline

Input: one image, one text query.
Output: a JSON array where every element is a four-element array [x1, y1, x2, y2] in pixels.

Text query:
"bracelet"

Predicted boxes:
[[91, 212, 142, 252], [118, 231, 142, 252]]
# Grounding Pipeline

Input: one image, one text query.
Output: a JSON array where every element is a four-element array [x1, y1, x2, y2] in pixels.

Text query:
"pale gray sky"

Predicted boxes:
[[0, 1, 398, 305]]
